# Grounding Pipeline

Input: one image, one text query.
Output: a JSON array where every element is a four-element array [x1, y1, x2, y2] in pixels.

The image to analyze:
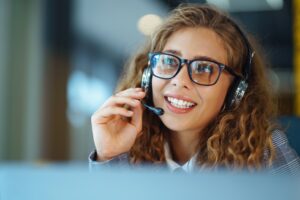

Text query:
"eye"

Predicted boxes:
[[193, 62, 214, 74], [203, 65, 214, 73], [162, 56, 178, 67]]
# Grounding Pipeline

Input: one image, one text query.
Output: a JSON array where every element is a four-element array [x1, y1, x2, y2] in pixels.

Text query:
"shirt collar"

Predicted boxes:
[[164, 143, 198, 173]]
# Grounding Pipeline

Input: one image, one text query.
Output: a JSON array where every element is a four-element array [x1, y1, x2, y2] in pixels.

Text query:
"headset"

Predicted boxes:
[[224, 19, 255, 109], [141, 17, 255, 115]]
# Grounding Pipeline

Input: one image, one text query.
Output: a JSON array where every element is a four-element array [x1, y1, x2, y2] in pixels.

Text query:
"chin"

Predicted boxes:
[[160, 118, 195, 133]]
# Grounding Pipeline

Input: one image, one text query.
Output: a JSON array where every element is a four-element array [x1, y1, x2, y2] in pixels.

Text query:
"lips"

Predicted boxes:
[[164, 95, 197, 113]]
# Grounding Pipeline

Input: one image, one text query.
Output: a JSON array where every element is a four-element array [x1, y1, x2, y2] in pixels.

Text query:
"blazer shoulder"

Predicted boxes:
[[270, 129, 300, 175]]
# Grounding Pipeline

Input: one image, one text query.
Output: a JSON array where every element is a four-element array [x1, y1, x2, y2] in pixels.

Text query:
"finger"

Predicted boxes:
[[115, 88, 145, 99], [102, 96, 140, 109], [99, 90, 145, 110], [130, 101, 143, 134], [92, 106, 133, 124], [94, 88, 145, 115], [115, 87, 142, 96]]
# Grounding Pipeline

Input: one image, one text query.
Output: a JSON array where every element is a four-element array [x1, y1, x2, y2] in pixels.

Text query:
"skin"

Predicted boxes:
[[91, 88, 145, 160], [91, 27, 233, 163], [152, 27, 233, 164]]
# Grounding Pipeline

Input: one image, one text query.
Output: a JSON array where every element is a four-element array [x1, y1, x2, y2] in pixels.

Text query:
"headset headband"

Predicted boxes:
[[226, 17, 255, 80]]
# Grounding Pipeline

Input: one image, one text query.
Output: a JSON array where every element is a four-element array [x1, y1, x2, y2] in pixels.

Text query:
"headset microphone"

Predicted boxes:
[[142, 102, 164, 116], [141, 66, 164, 116]]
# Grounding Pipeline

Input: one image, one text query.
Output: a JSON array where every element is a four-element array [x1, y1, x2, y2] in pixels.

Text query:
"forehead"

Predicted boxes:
[[162, 27, 228, 64]]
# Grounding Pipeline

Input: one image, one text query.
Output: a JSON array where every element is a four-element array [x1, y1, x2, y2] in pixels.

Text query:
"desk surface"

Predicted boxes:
[[0, 162, 299, 200]]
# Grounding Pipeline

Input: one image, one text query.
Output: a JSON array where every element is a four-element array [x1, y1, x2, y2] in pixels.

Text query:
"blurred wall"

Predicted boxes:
[[0, 0, 44, 161]]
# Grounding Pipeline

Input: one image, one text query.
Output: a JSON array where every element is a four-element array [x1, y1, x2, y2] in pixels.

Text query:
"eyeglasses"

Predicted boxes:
[[148, 52, 242, 86]]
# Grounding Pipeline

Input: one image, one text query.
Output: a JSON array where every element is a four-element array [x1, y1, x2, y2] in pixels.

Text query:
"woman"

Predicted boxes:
[[90, 4, 300, 174]]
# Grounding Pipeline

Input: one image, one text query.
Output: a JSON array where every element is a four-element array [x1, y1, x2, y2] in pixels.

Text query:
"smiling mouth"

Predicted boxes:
[[165, 96, 197, 109]]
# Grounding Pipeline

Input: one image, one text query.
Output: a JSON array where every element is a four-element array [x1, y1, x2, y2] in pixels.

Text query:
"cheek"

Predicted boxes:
[[199, 76, 232, 110], [151, 77, 166, 104]]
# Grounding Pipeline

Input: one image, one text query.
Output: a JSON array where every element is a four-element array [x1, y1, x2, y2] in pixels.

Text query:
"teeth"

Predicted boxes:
[[167, 97, 195, 109]]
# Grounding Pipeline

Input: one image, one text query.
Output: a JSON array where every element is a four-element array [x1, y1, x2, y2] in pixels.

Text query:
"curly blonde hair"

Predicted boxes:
[[116, 4, 277, 170]]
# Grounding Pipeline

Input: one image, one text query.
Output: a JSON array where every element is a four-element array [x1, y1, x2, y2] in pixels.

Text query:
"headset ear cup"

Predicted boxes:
[[141, 67, 154, 106], [225, 78, 248, 109], [234, 79, 248, 105], [141, 67, 152, 91], [225, 78, 240, 109]]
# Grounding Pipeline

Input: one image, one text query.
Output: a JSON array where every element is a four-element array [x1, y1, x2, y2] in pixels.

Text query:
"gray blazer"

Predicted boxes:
[[89, 129, 300, 175]]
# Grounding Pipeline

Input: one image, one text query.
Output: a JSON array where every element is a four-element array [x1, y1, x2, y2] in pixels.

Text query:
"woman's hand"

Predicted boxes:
[[91, 88, 146, 161]]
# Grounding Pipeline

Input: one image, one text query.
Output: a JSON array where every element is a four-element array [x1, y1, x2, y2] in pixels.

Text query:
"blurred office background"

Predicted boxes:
[[0, 0, 299, 162]]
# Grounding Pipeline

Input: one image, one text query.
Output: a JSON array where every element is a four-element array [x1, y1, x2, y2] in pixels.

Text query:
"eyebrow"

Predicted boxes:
[[162, 49, 222, 64]]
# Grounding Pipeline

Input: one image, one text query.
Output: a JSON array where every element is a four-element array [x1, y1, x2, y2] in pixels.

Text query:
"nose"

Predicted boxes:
[[169, 63, 193, 89]]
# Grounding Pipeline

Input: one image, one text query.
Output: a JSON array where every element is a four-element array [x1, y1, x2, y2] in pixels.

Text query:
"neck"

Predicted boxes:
[[169, 130, 200, 165]]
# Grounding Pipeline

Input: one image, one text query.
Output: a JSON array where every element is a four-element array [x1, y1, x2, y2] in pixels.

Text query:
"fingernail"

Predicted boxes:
[[128, 111, 133, 115]]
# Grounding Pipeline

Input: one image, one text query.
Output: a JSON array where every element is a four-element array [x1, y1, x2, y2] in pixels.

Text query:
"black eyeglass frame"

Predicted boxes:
[[148, 52, 243, 86]]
